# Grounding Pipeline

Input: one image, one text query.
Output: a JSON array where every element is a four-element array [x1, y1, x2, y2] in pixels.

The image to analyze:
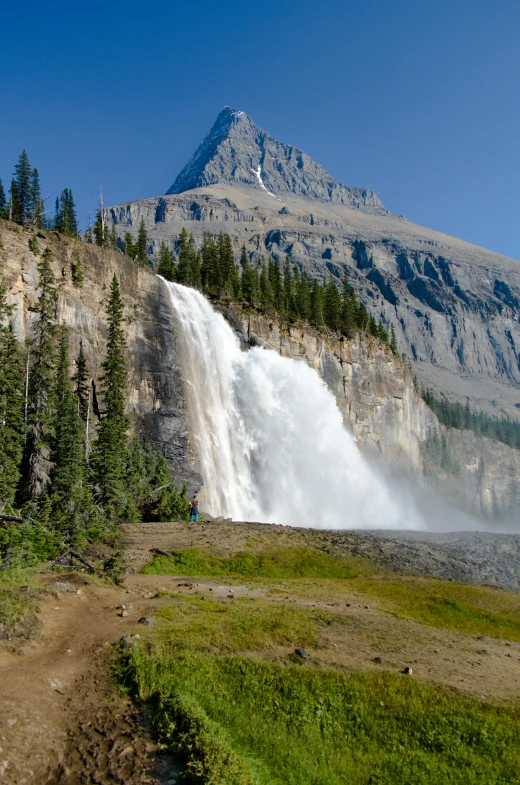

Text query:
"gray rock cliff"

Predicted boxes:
[[167, 107, 387, 214]]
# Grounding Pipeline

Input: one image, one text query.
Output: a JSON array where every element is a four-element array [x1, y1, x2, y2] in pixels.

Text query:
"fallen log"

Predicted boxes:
[[0, 512, 24, 524]]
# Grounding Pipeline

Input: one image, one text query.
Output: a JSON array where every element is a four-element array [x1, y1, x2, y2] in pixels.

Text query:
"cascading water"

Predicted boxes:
[[163, 280, 425, 530]]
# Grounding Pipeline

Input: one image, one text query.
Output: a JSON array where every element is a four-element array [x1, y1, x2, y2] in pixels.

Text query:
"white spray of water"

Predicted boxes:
[[164, 281, 425, 530]]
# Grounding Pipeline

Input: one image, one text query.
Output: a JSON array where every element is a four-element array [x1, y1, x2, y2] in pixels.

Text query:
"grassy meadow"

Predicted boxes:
[[113, 544, 520, 783]]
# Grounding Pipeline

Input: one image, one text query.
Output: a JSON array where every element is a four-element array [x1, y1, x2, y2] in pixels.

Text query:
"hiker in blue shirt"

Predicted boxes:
[[190, 495, 200, 522]]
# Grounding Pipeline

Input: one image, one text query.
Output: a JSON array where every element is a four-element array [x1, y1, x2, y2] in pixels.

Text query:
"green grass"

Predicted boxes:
[[117, 647, 520, 785], [150, 594, 336, 654], [0, 568, 40, 644], [353, 577, 520, 641], [142, 546, 371, 580]]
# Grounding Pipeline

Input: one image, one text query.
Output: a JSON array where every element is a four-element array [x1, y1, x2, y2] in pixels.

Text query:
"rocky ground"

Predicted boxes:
[[0, 521, 519, 783]]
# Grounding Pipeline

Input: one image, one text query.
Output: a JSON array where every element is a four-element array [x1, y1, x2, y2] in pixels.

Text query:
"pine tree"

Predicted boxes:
[[28, 168, 43, 227], [93, 209, 108, 246], [136, 217, 148, 267], [219, 233, 234, 295], [240, 246, 255, 305], [0, 179, 7, 219], [13, 150, 32, 224], [176, 228, 190, 284], [0, 283, 25, 507], [296, 270, 311, 321], [54, 188, 79, 236], [157, 242, 176, 281], [124, 233, 136, 259], [92, 275, 129, 520], [51, 328, 96, 541], [191, 249, 202, 290], [390, 324, 398, 354], [73, 340, 89, 427], [310, 279, 324, 327], [283, 256, 293, 318], [268, 258, 284, 307], [324, 277, 342, 332], [202, 235, 220, 294], [259, 258, 274, 310], [23, 248, 58, 500], [341, 280, 358, 335], [109, 225, 118, 249]]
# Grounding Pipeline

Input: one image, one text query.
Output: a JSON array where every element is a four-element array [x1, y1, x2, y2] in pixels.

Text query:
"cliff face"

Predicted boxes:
[[225, 305, 520, 519], [109, 108, 520, 420], [0, 220, 201, 492], [1, 219, 518, 521], [166, 107, 386, 214]]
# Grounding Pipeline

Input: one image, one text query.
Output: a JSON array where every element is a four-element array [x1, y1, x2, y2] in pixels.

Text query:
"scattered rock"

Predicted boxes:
[[48, 678, 65, 691], [120, 636, 136, 649], [373, 657, 383, 664], [294, 648, 308, 660], [402, 666, 413, 675], [479, 649, 488, 655], [138, 617, 153, 626], [177, 582, 193, 588], [119, 611, 129, 618], [47, 582, 76, 593]]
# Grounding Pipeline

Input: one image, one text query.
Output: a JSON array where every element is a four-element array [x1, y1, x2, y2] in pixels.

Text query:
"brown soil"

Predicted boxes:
[[0, 520, 519, 784]]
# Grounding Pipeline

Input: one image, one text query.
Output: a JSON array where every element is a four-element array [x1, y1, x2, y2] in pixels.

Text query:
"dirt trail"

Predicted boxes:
[[0, 520, 519, 783], [0, 573, 181, 784]]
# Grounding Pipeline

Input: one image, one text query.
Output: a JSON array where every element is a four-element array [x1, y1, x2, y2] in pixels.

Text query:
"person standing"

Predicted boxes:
[[190, 495, 200, 522]]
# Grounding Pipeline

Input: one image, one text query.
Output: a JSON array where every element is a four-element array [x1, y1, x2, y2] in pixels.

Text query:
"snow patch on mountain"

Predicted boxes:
[[250, 165, 280, 200]]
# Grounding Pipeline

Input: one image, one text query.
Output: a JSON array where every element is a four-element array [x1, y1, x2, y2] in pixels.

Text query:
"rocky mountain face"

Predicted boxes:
[[227, 305, 520, 520], [0, 220, 201, 494], [1, 219, 518, 521], [167, 107, 387, 214], [108, 109, 520, 418]]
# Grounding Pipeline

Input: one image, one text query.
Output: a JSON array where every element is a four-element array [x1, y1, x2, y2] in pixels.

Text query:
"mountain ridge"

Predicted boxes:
[[166, 107, 387, 215]]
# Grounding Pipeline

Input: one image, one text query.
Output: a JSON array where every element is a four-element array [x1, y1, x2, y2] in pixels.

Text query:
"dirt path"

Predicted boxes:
[[0, 520, 519, 783], [0, 575, 181, 784]]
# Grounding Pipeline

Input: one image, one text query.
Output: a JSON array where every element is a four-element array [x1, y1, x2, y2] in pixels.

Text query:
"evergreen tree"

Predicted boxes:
[[54, 188, 79, 236], [93, 209, 108, 246], [92, 275, 129, 520], [109, 224, 118, 249], [390, 324, 398, 354], [296, 269, 311, 322], [0, 283, 25, 507], [144, 450, 190, 521], [310, 279, 324, 327], [283, 257, 293, 318], [70, 252, 84, 286], [136, 217, 148, 267], [124, 233, 136, 259], [13, 150, 32, 223], [23, 248, 58, 500], [323, 277, 342, 332], [191, 249, 203, 290], [268, 257, 284, 307], [156, 242, 176, 281], [0, 178, 7, 219], [240, 246, 255, 305], [202, 234, 220, 294], [29, 169, 43, 227], [73, 340, 90, 427], [219, 233, 234, 295], [259, 258, 274, 310], [176, 228, 191, 284], [51, 327, 96, 541]]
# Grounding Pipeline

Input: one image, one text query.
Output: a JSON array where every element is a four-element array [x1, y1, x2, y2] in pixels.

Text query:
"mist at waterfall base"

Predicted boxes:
[[163, 280, 482, 532]]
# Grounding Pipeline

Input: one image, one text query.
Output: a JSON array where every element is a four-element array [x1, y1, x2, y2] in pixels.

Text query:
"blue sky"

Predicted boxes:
[[1, 0, 519, 259]]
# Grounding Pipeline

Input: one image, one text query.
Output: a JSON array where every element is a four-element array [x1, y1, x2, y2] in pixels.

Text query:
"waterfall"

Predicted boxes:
[[163, 280, 424, 530]]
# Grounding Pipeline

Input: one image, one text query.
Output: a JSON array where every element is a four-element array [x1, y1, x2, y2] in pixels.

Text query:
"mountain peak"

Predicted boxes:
[[166, 108, 387, 214]]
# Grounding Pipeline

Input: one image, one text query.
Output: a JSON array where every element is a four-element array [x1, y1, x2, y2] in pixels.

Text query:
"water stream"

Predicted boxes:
[[163, 280, 425, 530]]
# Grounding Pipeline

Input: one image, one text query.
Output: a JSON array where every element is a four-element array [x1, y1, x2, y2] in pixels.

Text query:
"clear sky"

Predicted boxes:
[[1, 0, 519, 260]]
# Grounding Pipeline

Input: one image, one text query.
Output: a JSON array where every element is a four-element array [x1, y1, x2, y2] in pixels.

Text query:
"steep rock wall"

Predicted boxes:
[[226, 306, 520, 518], [0, 220, 200, 492]]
